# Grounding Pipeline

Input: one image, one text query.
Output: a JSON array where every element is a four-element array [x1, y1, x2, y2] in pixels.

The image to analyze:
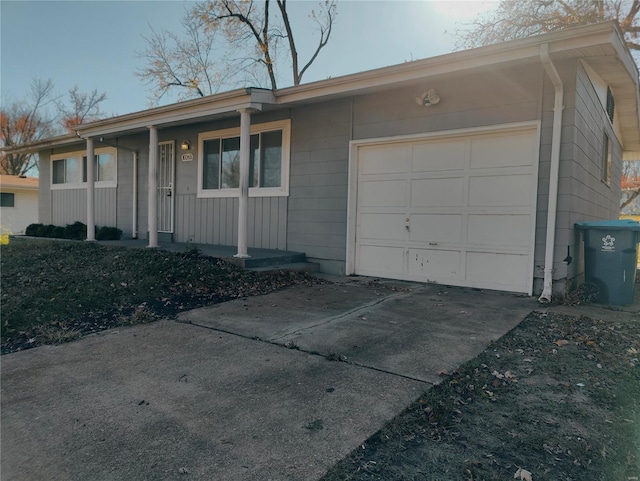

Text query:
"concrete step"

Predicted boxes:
[[246, 262, 321, 274], [224, 252, 307, 269]]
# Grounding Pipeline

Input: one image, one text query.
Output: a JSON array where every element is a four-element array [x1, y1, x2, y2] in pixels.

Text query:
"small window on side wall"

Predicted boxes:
[[602, 133, 612, 185], [1, 192, 15, 207]]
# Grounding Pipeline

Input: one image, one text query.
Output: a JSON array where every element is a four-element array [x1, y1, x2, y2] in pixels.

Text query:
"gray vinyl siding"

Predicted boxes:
[[172, 195, 287, 249], [286, 64, 543, 273], [352, 63, 541, 140], [287, 99, 351, 270], [154, 114, 289, 248], [50, 188, 116, 227], [533, 60, 622, 295]]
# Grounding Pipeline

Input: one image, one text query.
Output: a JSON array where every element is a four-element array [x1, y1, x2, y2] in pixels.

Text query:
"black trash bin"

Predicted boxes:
[[575, 219, 640, 305]]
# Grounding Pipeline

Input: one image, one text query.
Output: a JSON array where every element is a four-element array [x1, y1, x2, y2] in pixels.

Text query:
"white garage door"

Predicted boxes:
[[353, 126, 538, 294]]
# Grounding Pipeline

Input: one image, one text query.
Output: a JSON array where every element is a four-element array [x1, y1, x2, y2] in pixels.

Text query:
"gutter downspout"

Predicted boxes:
[[538, 43, 564, 303]]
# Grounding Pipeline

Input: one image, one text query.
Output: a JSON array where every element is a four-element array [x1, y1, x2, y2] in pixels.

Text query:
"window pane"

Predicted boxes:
[[98, 153, 115, 182], [260, 130, 282, 188], [249, 134, 259, 188], [221, 137, 240, 189], [66, 157, 81, 184], [1, 193, 15, 207], [83, 156, 87, 182], [203, 139, 220, 190], [52, 160, 66, 184]]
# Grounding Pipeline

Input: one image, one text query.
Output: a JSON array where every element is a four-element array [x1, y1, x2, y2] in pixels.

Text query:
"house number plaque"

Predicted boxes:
[[181, 153, 194, 162]]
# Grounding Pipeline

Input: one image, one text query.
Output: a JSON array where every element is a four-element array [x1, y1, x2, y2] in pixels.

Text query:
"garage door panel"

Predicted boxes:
[[466, 251, 531, 291], [411, 177, 464, 207], [467, 214, 532, 247], [468, 174, 532, 207], [360, 180, 406, 207], [409, 214, 463, 244], [359, 213, 406, 242], [354, 126, 537, 294], [357, 245, 405, 278], [407, 248, 460, 281], [359, 144, 410, 174], [470, 132, 537, 169], [412, 140, 467, 172]]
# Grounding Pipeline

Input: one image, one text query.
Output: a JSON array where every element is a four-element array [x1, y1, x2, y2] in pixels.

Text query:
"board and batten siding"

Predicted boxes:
[[172, 195, 287, 250], [51, 188, 117, 227]]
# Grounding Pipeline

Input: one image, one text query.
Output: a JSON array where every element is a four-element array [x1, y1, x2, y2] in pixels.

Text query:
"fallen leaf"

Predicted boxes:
[[514, 467, 533, 481], [555, 340, 569, 347]]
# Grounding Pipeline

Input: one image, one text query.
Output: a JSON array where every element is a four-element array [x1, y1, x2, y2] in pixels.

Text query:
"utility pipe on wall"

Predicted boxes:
[[538, 43, 564, 303]]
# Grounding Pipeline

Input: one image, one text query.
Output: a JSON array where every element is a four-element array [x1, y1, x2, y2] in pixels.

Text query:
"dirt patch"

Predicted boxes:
[[321, 310, 640, 481]]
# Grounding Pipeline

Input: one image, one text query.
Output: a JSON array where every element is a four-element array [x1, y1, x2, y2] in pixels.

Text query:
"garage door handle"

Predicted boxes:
[[429, 242, 438, 246]]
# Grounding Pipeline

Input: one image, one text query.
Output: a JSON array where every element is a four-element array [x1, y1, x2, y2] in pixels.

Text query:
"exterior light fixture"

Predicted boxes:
[[415, 89, 441, 107], [181, 141, 191, 150]]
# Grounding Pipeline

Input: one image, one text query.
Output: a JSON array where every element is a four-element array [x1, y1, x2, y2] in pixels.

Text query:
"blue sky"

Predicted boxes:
[[1, 0, 496, 117]]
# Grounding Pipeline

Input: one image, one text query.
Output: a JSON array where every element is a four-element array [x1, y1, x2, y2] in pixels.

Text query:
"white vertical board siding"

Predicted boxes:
[[51, 188, 116, 227], [351, 124, 539, 294], [173, 194, 287, 250]]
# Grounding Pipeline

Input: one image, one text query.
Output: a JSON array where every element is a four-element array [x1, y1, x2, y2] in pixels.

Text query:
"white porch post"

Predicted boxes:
[[86, 137, 96, 241], [234, 109, 251, 258], [148, 125, 159, 248]]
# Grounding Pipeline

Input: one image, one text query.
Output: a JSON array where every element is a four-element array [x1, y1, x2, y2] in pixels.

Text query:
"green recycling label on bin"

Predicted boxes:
[[601, 234, 615, 252]]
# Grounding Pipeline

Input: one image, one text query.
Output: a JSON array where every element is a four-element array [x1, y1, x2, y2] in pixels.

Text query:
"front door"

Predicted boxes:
[[157, 141, 175, 233]]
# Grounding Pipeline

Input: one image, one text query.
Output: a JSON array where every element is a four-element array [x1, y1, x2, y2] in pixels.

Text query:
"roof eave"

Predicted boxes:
[[74, 88, 275, 138], [1, 133, 81, 156]]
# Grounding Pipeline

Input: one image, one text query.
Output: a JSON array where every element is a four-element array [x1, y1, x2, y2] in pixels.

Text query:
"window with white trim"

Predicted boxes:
[[198, 119, 290, 198], [51, 148, 117, 188]]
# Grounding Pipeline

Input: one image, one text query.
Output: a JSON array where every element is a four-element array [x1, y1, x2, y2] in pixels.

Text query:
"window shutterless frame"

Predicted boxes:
[[50, 147, 117, 189], [197, 119, 290, 198]]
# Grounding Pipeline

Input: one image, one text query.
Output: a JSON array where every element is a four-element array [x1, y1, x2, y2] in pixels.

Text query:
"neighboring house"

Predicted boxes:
[[0, 175, 39, 235], [3, 22, 639, 301]]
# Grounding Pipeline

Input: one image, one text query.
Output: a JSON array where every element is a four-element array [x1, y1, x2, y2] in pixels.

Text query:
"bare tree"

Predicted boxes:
[[57, 85, 107, 132], [0, 79, 57, 176], [621, 160, 640, 211], [1, 80, 109, 175], [139, 0, 337, 102], [136, 15, 223, 103], [457, 0, 639, 57]]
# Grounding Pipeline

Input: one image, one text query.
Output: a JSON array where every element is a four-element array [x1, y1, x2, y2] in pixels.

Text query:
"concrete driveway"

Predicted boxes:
[[1, 277, 537, 481]]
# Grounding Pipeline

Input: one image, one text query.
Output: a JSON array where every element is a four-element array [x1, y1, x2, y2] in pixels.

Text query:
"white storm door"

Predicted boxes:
[[157, 141, 175, 233]]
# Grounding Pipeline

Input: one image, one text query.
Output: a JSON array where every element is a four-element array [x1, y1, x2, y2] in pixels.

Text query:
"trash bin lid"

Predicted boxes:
[[575, 219, 640, 231]]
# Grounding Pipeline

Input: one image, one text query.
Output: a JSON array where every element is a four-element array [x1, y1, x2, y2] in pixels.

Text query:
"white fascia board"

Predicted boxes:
[[275, 22, 629, 105], [74, 88, 274, 138], [1, 134, 81, 155]]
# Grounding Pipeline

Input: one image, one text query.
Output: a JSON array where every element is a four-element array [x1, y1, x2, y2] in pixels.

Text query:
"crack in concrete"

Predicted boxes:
[[175, 291, 433, 386], [268, 286, 427, 342]]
